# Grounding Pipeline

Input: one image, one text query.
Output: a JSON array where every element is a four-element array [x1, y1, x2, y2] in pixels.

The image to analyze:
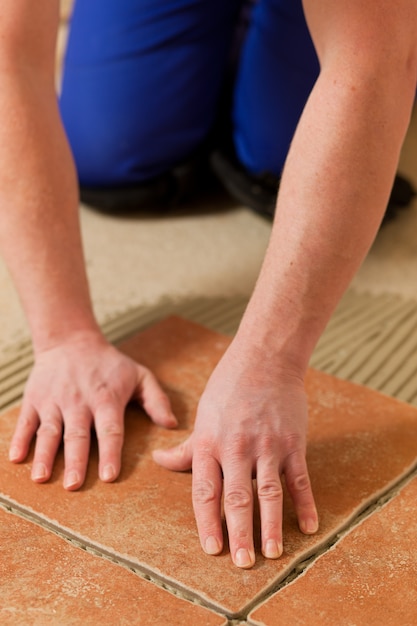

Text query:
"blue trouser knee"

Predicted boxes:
[[60, 0, 242, 186], [232, 0, 319, 176], [60, 0, 319, 187]]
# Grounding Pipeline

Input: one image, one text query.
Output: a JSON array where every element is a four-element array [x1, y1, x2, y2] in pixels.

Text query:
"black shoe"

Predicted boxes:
[[210, 148, 278, 218], [384, 173, 416, 222], [80, 152, 210, 214], [211, 148, 416, 221]]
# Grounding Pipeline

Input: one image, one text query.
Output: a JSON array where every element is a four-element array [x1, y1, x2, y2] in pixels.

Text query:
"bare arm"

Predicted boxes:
[[155, 0, 417, 568], [240, 0, 417, 368], [1, 1, 176, 488], [0, 1, 98, 347]]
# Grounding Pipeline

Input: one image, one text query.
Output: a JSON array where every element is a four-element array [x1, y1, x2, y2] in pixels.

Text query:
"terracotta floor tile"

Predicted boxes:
[[0, 506, 226, 626], [248, 474, 417, 626], [1, 318, 417, 617]]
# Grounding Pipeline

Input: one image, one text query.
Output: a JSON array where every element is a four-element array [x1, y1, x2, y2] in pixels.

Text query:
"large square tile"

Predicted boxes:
[[0, 506, 226, 626], [1, 318, 417, 617]]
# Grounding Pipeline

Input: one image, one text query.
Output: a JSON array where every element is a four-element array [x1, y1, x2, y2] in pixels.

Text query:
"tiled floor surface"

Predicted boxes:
[[1, 3, 416, 623], [2, 318, 417, 625]]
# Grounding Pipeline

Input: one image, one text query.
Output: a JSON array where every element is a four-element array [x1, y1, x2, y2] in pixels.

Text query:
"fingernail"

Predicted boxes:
[[167, 413, 178, 426], [235, 548, 255, 569], [64, 471, 80, 490], [102, 464, 115, 482], [264, 539, 282, 559], [32, 463, 47, 481], [205, 536, 221, 555], [9, 446, 20, 462], [302, 518, 319, 534]]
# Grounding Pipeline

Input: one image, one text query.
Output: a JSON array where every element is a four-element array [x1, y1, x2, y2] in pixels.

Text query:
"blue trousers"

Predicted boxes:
[[60, 0, 319, 187]]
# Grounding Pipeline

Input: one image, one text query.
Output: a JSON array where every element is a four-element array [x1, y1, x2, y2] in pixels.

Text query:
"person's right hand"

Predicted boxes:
[[9, 330, 177, 490]]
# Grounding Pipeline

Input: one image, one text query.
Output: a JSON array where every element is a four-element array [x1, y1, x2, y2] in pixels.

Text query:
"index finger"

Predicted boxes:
[[192, 452, 223, 557]]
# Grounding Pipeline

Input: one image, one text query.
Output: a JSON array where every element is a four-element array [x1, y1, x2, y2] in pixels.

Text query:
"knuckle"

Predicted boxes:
[[18, 412, 36, 431], [95, 386, 117, 407], [283, 433, 305, 455], [224, 487, 252, 510], [193, 480, 217, 506], [257, 435, 277, 457], [98, 422, 123, 438], [63, 427, 90, 443], [288, 472, 311, 494], [222, 436, 251, 462], [194, 438, 216, 456], [64, 390, 83, 407], [37, 420, 62, 439], [257, 480, 283, 501], [235, 528, 251, 542]]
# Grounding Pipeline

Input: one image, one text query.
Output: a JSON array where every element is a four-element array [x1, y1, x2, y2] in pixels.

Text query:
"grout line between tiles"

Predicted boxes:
[[3, 290, 417, 620], [2, 457, 417, 621], [243, 462, 417, 621], [3, 290, 417, 413], [0, 495, 233, 621]]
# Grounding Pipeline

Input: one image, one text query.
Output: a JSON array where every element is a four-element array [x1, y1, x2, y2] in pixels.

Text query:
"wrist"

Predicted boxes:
[[234, 299, 324, 378], [31, 310, 103, 356]]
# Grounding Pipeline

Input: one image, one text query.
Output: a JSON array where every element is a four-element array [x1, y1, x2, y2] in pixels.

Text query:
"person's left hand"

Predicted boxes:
[[153, 339, 319, 568]]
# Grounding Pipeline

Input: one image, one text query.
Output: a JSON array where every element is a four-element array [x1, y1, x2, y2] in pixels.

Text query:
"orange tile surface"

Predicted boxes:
[[1, 318, 417, 617], [248, 475, 417, 626], [0, 506, 226, 626]]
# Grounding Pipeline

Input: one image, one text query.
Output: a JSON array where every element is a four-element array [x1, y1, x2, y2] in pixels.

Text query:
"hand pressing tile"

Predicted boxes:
[[1, 317, 417, 616]]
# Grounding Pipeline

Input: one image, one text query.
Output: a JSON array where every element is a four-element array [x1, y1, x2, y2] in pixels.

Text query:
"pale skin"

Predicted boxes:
[[2, 0, 417, 568], [1, 1, 177, 489]]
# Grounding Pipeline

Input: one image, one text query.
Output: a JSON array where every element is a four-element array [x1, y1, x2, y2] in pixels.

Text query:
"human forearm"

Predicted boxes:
[[236, 37, 416, 374], [0, 8, 99, 353], [3, 1, 177, 494], [3, 73, 178, 487]]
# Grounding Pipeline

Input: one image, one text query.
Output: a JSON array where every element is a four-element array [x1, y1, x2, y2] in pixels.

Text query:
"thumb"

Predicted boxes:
[[152, 435, 194, 472], [134, 365, 178, 429]]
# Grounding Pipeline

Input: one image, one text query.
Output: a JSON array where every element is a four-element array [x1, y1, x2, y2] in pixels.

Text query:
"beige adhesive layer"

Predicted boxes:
[[3, 289, 417, 412]]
